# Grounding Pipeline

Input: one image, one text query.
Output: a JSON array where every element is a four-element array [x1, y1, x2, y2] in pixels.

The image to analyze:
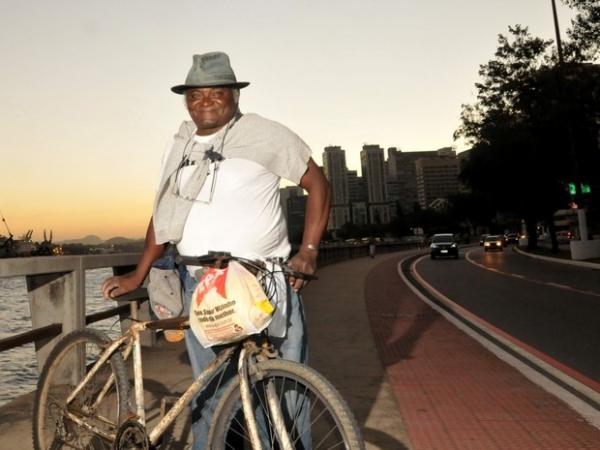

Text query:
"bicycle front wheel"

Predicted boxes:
[[32, 329, 129, 450], [209, 359, 364, 450]]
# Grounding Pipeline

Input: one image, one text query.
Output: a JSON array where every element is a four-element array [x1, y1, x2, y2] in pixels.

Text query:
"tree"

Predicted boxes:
[[456, 22, 600, 250], [446, 191, 497, 233], [457, 27, 556, 249], [408, 208, 455, 237], [563, 0, 600, 61]]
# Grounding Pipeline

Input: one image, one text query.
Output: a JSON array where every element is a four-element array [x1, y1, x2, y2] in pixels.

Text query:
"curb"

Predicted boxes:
[[514, 246, 600, 269], [398, 253, 600, 429]]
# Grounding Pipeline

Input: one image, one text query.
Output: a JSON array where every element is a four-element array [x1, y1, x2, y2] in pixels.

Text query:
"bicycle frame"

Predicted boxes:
[[35, 254, 359, 450], [59, 317, 293, 449], [238, 345, 294, 450]]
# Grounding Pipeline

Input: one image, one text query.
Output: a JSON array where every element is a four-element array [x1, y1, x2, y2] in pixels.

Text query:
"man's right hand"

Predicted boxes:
[[101, 273, 141, 300]]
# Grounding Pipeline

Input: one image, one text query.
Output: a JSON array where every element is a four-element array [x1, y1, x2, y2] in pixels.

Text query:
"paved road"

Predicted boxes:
[[414, 245, 600, 385]]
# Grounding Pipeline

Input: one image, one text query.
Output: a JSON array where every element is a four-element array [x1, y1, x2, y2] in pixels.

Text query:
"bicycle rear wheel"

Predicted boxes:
[[32, 329, 129, 450], [209, 359, 364, 450]]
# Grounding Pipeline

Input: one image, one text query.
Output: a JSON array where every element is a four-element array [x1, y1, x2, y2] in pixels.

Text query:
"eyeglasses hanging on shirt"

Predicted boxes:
[[171, 117, 235, 204], [172, 144, 225, 204], [179, 149, 224, 168]]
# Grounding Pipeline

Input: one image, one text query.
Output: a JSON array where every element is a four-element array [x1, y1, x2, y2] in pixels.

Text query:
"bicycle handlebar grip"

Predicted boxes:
[[283, 267, 319, 281]]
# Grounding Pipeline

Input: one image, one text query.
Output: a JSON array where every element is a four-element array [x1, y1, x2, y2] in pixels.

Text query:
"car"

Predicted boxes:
[[556, 230, 573, 244], [504, 233, 519, 245], [483, 235, 504, 252], [430, 233, 459, 259], [479, 234, 490, 246]]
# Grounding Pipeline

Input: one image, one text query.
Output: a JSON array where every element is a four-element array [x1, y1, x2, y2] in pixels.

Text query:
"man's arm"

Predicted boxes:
[[287, 158, 331, 291], [101, 217, 166, 298]]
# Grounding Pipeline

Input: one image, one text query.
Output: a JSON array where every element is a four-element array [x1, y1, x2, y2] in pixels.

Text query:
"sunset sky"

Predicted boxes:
[[0, 0, 575, 241]]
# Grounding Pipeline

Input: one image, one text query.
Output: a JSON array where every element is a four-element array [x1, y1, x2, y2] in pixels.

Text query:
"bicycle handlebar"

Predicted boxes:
[[175, 251, 318, 281]]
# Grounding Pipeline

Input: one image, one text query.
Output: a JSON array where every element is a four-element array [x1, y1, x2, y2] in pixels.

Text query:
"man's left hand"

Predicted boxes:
[[287, 248, 317, 292]]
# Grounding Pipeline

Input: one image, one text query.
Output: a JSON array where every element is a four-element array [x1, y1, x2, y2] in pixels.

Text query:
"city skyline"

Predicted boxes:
[[1, 1, 575, 240], [319, 144, 460, 233]]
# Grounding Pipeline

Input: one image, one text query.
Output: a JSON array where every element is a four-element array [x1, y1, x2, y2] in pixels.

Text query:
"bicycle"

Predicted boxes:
[[32, 252, 365, 450]]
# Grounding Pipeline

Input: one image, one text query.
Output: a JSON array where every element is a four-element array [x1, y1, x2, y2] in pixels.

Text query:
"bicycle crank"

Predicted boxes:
[[113, 419, 150, 450]]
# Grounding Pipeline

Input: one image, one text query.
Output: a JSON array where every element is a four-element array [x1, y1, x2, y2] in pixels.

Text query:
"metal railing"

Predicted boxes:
[[0, 242, 411, 371], [0, 253, 151, 369]]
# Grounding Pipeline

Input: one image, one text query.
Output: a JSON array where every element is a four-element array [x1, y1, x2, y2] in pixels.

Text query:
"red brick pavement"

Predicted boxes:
[[365, 255, 600, 450]]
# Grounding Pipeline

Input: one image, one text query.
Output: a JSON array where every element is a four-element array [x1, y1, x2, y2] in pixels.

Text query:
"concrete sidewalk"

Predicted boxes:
[[302, 252, 411, 449], [0, 252, 409, 450], [515, 245, 600, 269]]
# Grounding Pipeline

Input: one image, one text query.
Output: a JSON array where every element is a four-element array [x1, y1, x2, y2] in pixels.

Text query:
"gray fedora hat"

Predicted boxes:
[[171, 52, 250, 94]]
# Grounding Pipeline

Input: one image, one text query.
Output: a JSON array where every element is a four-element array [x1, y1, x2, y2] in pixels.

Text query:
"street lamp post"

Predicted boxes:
[[550, 0, 589, 243], [551, 0, 564, 64]]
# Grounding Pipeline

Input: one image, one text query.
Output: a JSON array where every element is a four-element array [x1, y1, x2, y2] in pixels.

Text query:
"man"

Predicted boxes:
[[101, 51, 330, 448]]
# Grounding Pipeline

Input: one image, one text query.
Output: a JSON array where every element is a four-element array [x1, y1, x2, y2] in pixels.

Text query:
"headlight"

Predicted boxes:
[[484, 242, 490, 246], [430, 244, 438, 248], [451, 243, 457, 248]]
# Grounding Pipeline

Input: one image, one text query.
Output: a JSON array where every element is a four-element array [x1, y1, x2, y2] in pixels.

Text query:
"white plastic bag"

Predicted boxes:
[[189, 261, 274, 348]]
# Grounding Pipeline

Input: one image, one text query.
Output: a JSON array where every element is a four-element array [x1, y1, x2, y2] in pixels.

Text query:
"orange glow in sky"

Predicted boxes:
[[0, 1, 575, 241]]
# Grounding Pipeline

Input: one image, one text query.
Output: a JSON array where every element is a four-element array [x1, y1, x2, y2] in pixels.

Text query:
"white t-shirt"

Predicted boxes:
[[159, 133, 303, 261]]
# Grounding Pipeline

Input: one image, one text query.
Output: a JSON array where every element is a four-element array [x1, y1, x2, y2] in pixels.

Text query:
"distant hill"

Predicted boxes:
[[59, 235, 144, 246], [60, 235, 103, 245], [103, 236, 143, 245]]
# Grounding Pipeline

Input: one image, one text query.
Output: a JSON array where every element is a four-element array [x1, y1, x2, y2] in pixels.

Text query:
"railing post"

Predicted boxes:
[[113, 265, 156, 347], [26, 266, 84, 370]]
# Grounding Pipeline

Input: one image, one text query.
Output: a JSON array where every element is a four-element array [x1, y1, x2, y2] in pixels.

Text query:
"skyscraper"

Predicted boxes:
[[415, 153, 459, 209], [387, 147, 457, 214], [322, 146, 350, 230], [347, 170, 368, 225], [360, 144, 390, 224]]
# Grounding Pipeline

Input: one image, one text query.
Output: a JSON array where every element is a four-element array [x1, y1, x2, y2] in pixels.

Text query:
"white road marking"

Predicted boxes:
[[465, 249, 600, 298]]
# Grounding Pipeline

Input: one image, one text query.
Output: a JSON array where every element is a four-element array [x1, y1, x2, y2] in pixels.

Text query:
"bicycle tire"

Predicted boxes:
[[32, 329, 129, 450], [208, 359, 365, 450]]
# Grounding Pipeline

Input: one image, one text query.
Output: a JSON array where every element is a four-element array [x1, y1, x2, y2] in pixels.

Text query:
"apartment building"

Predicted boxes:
[[360, 145, 390, 224], [322, 146, 351, 230], [387, 147, 457, 213], [415, 152, 460, 209]]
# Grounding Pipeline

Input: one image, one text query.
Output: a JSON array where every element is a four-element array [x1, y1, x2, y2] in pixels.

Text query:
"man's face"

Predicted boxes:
[[185, 87, 237, 136]]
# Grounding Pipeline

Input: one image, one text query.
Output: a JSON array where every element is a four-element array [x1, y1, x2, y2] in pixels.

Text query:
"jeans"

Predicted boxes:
[[182, 269, 308, 449]]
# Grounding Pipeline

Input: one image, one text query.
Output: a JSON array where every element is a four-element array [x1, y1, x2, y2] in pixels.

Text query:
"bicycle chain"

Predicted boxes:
[[112, 419, 150, 450]]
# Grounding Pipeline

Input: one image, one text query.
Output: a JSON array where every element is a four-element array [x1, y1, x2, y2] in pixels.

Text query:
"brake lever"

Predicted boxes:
[[282, 265, 318, 281]]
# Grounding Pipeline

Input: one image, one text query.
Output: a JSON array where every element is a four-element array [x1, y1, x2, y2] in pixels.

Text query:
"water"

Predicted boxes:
[[0, 268, 120, 407]]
